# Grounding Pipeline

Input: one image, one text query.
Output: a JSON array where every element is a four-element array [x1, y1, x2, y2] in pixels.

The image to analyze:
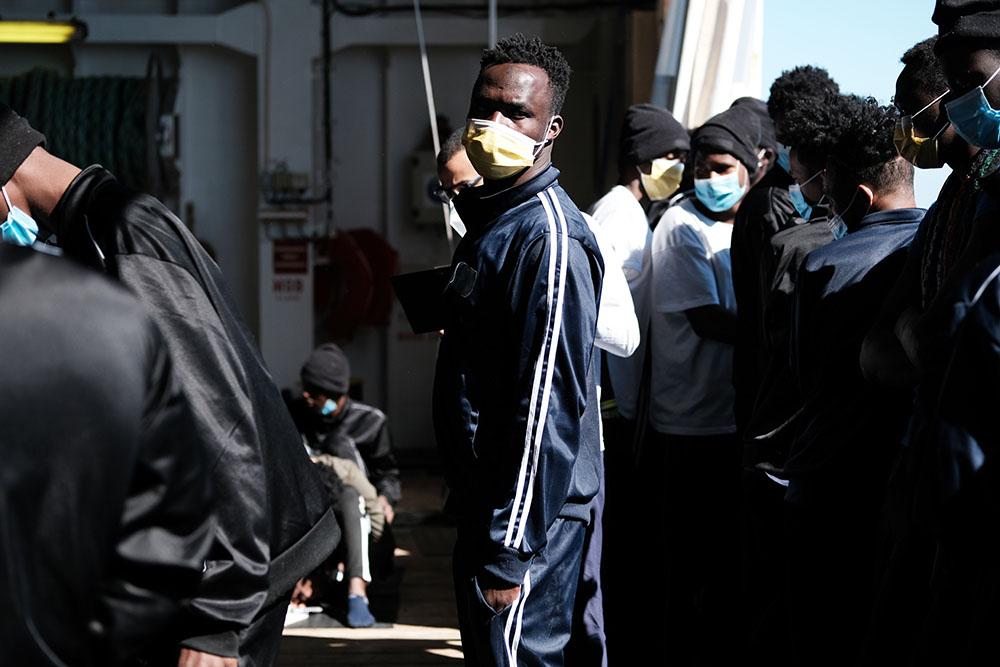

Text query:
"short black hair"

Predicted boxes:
[[778, 92, 842, 171], [826, 95, 913, 202], [767, 66, 840, 123], [478, 33, 572, 115], [900, 36, 950, 96], [437, 129, 466, 170]]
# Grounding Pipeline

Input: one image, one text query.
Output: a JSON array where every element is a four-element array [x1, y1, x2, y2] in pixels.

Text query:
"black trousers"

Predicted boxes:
[[784, 479, 882, 667], [654, 430, 741, 666], [453, 517, 585, 666], [333, 486, 371, 582]]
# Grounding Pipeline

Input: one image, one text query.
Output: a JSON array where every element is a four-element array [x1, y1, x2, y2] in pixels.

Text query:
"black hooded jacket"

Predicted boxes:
[[0, 245, 215, 665], [48, 165, 339, 657]]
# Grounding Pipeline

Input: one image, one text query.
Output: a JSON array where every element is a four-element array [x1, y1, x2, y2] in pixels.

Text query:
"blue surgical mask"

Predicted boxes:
[[828, 215, 848, 240], [944, 63, 1000, 148], [0, 186, 38, 246], [321, 398, 338, 416], [788, 169, 824, 220], [694, 170, 747, 213], [777, 144, 792, 172]]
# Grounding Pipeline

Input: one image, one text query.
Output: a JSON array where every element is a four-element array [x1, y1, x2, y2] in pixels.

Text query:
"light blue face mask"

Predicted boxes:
[[0, 186, 38, 246], [321, 398, 338, 416], [788, 169, 825, 220], [777, 144, 792, 172], [944, 62, 1000, 149], [694, 170, 747, 213]]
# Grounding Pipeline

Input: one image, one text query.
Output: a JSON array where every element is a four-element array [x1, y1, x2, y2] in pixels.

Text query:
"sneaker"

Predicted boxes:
[[346, 594, 376, 628]]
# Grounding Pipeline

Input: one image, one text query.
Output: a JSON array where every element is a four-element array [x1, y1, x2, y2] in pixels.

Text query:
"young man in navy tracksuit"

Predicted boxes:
[[433, 34, 604, 666]]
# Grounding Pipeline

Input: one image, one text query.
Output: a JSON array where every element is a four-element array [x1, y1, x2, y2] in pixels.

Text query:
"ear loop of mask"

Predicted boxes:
[[532, 116, 555, 158], [799, 169, 825, 188], [912, 89, 951, 120], [981, 63, 1000, 105], [1, 186, 13, 219], [910, 89, 952, 140]]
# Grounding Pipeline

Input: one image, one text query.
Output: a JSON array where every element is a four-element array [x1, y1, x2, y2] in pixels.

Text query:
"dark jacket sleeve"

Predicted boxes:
[[123, 257, 272, 658], [363, 421, 402, 506], [479, 233, 599, 586], [930, 257, 1000, 511], [98, 326, 216, 662]]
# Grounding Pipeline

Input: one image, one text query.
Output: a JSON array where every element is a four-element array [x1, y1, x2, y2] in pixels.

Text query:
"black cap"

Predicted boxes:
[[301, 343, 351, 397], [0, 104, 45, 186], [934, 0, 1000, 52], [693, 106, 762, 174], [618, 103, 690, 172], [730, 96, 777, 152]]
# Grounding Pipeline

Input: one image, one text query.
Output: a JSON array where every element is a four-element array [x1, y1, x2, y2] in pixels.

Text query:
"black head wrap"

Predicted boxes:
[[730, 96, 777, 152], [934, 0, 1000, 52], [301, 343, 351, 397], [618, 103, 690, 172], [0, 104, 45, 186], [693, 107, 762, 174]]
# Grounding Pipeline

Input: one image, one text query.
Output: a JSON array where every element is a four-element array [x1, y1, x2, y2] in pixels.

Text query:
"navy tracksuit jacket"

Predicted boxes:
[[433, 166, 604, 665]]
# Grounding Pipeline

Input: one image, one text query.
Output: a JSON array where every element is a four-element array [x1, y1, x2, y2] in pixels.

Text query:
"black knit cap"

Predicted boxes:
[[692, 106, 762, 174], [618, 103, 690, 171], [730, 96, 777, 152], [0, 104, 45, 186], [933, 0, 1000, 52], [301, 343, 351, 397]]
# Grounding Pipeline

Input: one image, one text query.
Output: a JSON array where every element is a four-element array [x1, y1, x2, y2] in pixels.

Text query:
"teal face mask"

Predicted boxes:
[[777, 144, 792, 172], [0, 186, 37, 246], [694, 170, 747, 213], [944, 62, 1000, 149], [788, 169, 824, 220]]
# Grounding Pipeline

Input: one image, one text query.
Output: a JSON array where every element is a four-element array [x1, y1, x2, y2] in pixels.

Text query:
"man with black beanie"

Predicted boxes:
[[646, 105, 758, 664], [590, 104, 688, 428], [286, 343, 401, 629], [584, 102, 687, 665], [0, 104, 338, 666], [731, 95, 779, 187]]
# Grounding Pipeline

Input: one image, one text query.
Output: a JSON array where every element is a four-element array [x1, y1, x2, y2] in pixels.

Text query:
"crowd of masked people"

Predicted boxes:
[[432, 3, 1000, 666], [8, 1, 1000, 665], [592, 5, 1000, 667]]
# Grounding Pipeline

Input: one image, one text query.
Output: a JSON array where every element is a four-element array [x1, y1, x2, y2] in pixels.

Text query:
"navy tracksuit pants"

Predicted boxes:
[[454, 517, 586, 666]]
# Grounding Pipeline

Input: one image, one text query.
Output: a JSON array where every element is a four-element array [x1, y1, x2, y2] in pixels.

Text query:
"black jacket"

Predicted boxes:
[[731, 166, 797, 436], [784, 209, 923, 494], [0, 245, 215, 665], [744, 218, 835, 465], [48, 166, 339, 657], [288, 397, 402, 505]]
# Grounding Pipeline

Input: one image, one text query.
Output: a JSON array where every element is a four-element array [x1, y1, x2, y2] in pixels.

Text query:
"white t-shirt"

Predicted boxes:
[[588, 185, 653, 419], [649, 198, 736, 436]]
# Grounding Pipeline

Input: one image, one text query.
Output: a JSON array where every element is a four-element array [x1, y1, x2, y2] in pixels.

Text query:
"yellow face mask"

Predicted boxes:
[[463, 118, 547, 181], [640, 158, 684, 201], [894, 90, 950, 170]]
